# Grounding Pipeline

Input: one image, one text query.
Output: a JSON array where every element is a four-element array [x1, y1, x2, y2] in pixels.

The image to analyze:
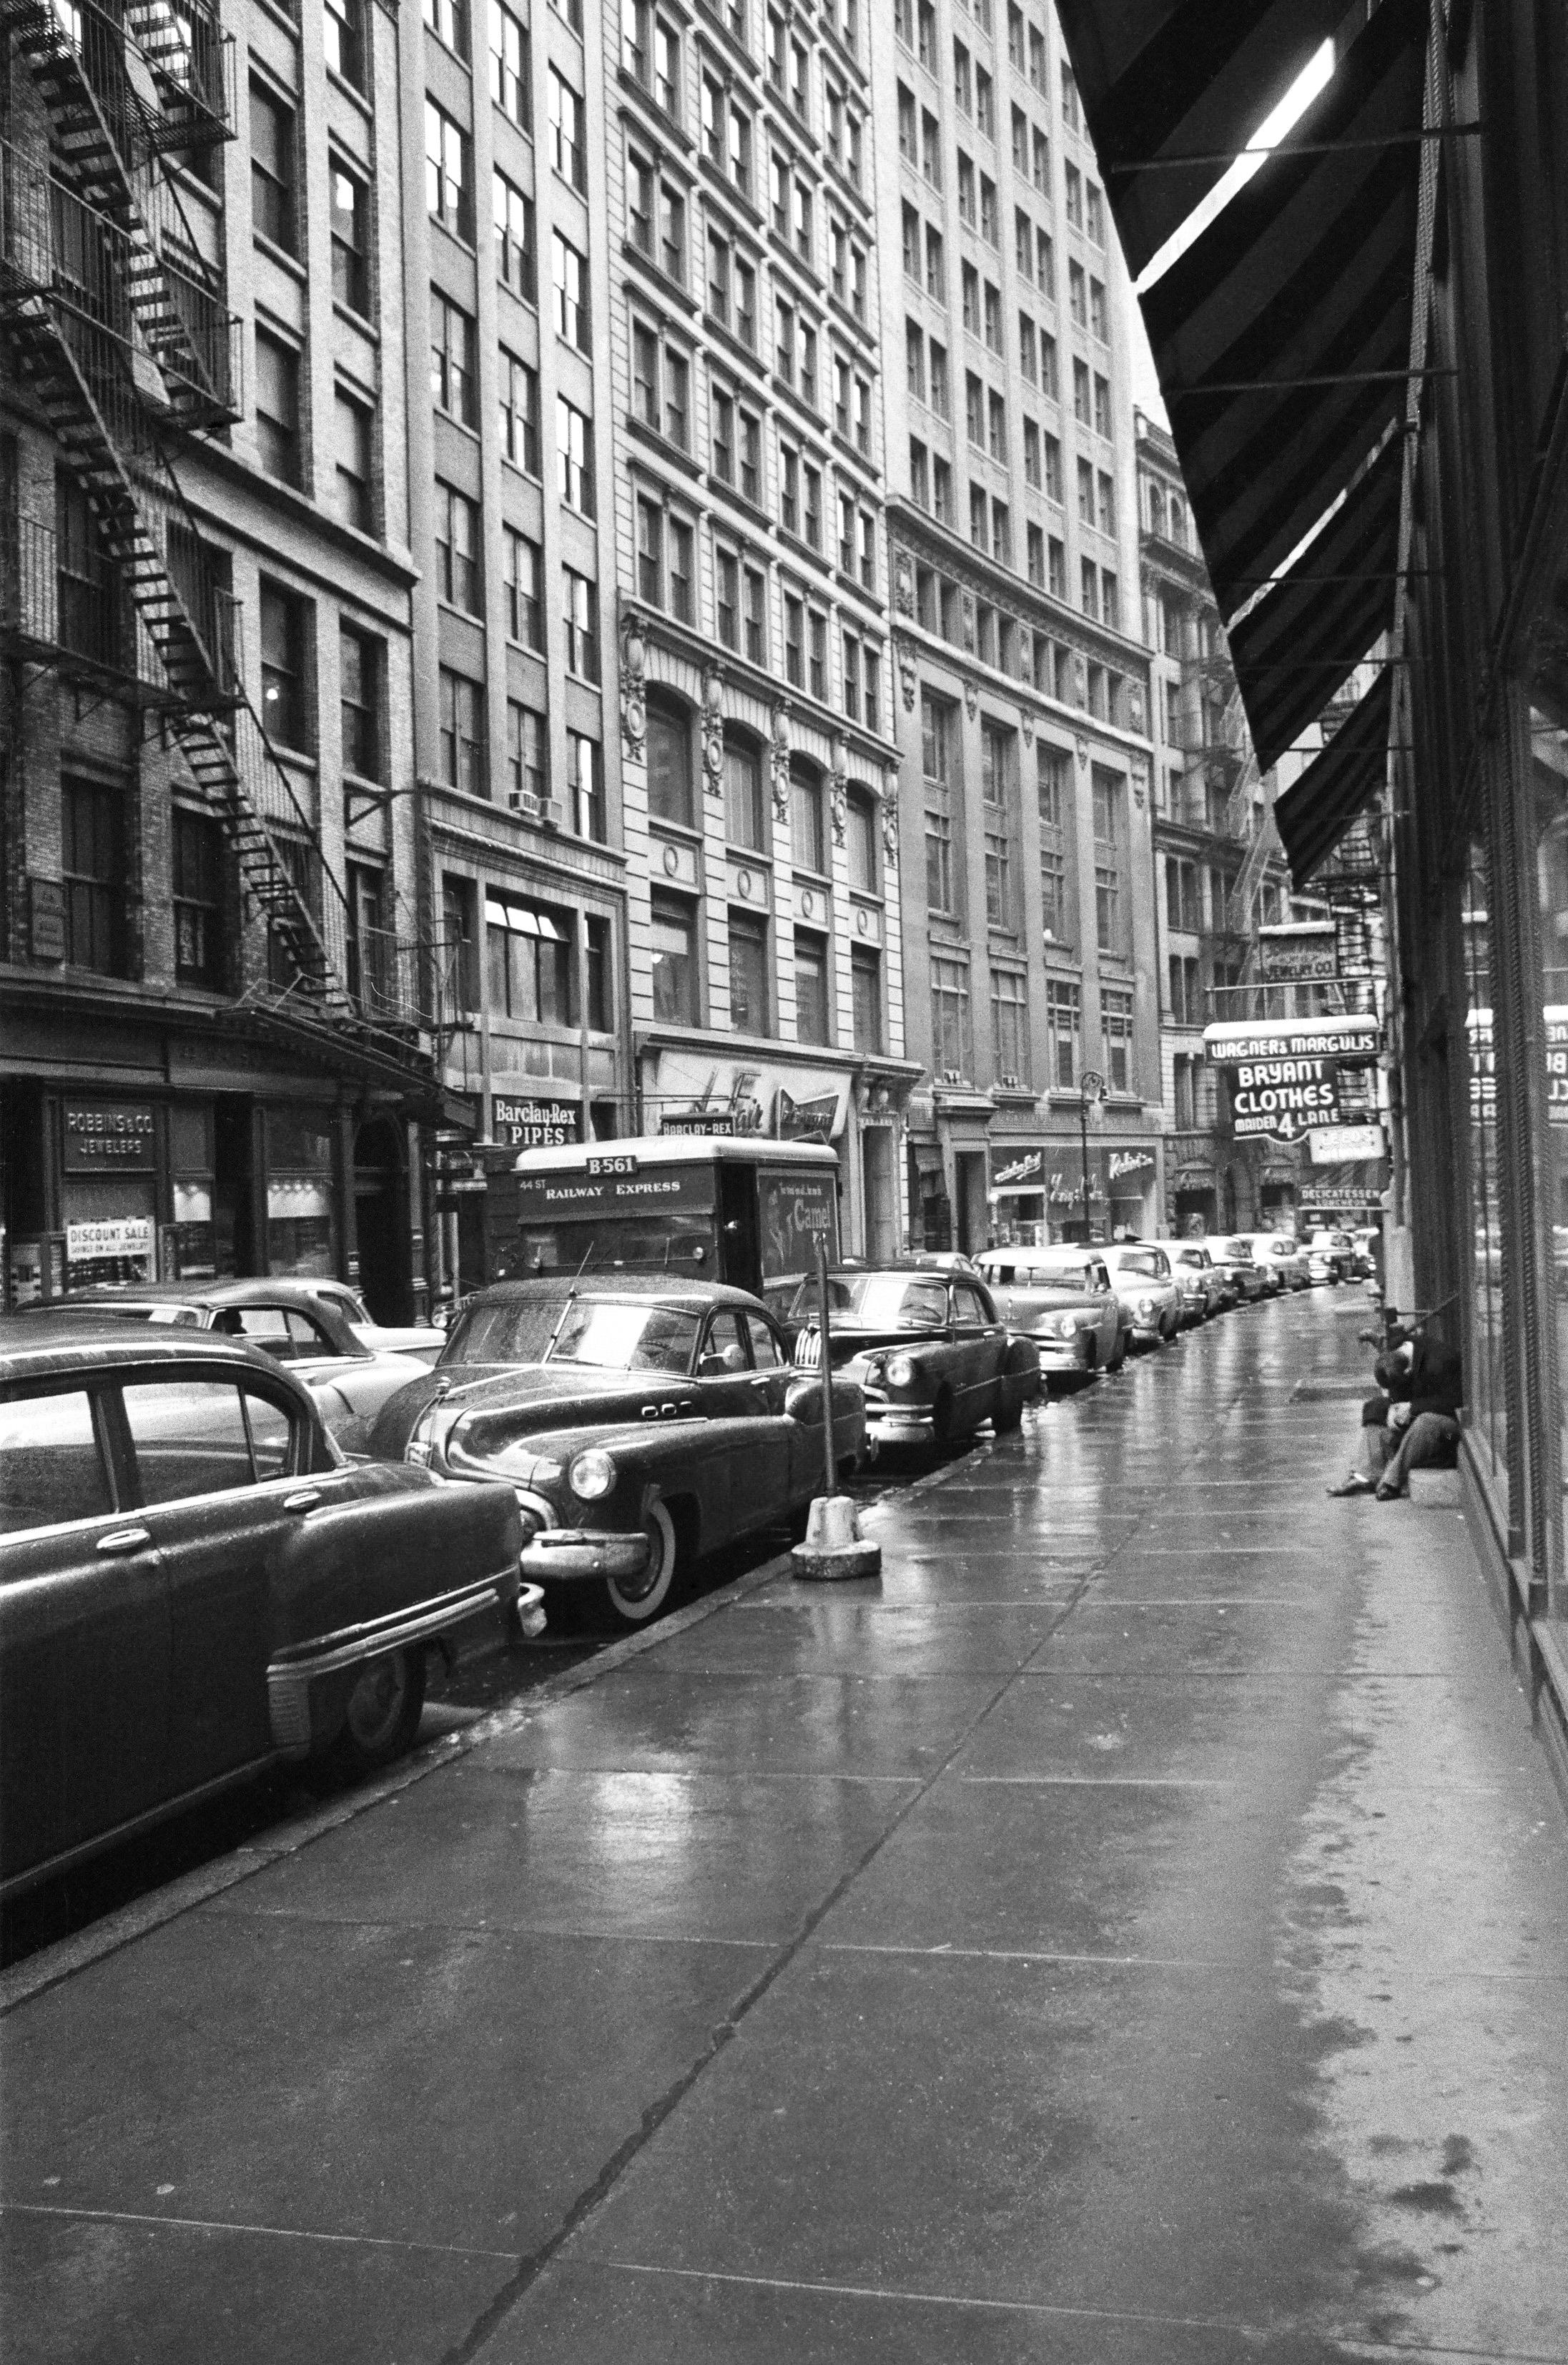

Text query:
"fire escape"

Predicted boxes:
[[0, 0, 433, 1085]]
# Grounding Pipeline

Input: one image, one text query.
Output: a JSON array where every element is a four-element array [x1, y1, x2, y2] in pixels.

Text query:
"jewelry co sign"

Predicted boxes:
[[62, 1102, 157, 1171], [1221, 1056, 1343, 1144]]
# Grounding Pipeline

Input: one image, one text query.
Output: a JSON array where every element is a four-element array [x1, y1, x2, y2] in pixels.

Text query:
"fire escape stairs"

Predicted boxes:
[[1, 2, 431, 1082]]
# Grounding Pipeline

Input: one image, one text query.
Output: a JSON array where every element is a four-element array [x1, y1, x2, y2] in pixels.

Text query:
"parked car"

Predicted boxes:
[[1245, 1233, 1312, 1290], [0, 1322, 528, 1901], [19, 1280, 433, 1449], [1210, 1238, 1270, 1302], [973, 1248, 1128, 1383], [370, 1278, 865, 1626], [1306, 1228, 1356, 1283], [1348, 1228, 1379, 1281], [788, 1267, 1040, 1446], [283, 1279, 443, 1363], [1169, 1243, 1228, 1323], [1100, 1245, 1183, 1343]]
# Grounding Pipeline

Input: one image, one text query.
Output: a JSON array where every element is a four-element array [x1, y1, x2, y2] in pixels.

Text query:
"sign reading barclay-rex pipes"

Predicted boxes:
[[1221, 1055, 1343, 1144]]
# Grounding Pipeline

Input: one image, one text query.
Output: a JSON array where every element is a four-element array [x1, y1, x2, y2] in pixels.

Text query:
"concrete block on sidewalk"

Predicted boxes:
[[792, 1493, 882, 1581], [1407, 1466, 1462, 1506]]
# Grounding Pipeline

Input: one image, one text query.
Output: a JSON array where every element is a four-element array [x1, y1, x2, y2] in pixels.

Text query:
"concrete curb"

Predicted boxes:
[[0, 1437, 996, 2018]]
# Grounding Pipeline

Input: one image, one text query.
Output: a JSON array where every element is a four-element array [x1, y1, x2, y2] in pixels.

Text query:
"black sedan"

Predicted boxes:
[[0, 1322, 527, 1901], [369, 1278, 866, 1626], [787, 1267, 1042, 1448]]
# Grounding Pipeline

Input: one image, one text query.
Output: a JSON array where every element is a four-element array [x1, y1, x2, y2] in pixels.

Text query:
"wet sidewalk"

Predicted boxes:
[[4, 1294, 1568, 2363]]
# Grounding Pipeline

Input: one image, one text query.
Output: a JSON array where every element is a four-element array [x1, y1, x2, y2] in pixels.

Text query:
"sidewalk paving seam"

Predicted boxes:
[[1, 2201, 526, 2264]]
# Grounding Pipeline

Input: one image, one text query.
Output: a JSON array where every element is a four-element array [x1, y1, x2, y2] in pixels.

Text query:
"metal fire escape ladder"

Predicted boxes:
[[1, 0, 239, 425]]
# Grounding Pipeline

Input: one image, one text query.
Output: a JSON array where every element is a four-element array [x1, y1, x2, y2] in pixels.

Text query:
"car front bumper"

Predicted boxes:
[[1028, 1334, 1096, 1371], [866, 1402, 935, 1442], [520, 1529, 653, 1584]]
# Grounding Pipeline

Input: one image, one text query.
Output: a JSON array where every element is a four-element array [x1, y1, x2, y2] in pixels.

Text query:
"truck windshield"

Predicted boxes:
[[546, 1301, 701, 1373]]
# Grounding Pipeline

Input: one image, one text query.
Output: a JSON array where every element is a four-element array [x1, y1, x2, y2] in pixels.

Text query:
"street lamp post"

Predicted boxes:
[[1078, 1070, 1106, 1243]]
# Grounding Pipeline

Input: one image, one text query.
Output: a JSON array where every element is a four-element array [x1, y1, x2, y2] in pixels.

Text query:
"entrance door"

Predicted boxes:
[[213, 1096, 255, 1278], [353, 1117, 407, 1322], [717, 1162, 759, 1290], [954, 1152, 987, 1255]]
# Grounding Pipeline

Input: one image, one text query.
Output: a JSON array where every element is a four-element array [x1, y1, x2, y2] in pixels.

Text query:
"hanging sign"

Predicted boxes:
[[493, 1096, 582, 1149], [1307, 1123, 1386, 1163], [1222, 1057, 1343, 1143], [1205, 1015, 1380, 1067], [1257, 923, 1340, 984]]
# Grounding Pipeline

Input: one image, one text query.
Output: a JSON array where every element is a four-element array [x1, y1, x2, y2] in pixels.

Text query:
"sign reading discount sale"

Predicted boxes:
[[1221, 1056, 1343, 1144]]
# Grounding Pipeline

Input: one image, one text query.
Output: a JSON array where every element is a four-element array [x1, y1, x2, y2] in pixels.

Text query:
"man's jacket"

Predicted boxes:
[[1396, 1334, 1464, 1419]]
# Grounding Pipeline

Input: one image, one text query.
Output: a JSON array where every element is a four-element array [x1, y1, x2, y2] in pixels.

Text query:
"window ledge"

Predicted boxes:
[[252, 231, 307, 283]]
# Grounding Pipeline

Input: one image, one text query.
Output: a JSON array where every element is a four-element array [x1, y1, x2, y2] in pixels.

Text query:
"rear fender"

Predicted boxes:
[[269, 1466, 521, 1653]]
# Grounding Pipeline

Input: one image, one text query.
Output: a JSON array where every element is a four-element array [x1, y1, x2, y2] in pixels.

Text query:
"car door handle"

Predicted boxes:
[[283, 1488, 323, 1513], [749, 1376, 774, 1389], [97, 1527, 153, 1554]]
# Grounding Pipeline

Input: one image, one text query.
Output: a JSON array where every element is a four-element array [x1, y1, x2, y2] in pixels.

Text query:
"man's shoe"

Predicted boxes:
[[1374, 1483, 1404, 1501], [1327, 1473, 1374, 1496]]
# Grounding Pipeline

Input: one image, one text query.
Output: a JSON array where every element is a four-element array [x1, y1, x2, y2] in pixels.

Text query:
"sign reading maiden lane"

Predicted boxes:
[[1221, 1055, 1343, 1143]]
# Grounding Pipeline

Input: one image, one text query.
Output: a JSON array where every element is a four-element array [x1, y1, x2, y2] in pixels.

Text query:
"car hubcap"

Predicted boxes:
[[345, 1654, 410, 1751]]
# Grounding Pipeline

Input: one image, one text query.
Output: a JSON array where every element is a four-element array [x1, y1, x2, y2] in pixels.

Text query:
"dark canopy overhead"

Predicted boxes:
[[1052, 0, 1346, 280], [1226, 433, 1404, 770], [1139, 0, 1426, 616], [1275, 669, 1392, 885]]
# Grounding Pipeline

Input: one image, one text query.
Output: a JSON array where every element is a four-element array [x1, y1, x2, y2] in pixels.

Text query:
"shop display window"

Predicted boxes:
[[1463, 837, 1507, 1484], [265, 1107, 337, 1278], [1528, 692, 1568, 1557]]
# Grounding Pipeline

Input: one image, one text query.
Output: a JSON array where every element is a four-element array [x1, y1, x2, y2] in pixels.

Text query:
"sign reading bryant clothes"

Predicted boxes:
[[1204, 1014, 1381, 1147]]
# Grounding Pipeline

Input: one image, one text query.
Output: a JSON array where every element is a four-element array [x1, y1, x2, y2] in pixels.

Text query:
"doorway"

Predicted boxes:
[[353, 1115, 408, 1320], [212, 1096, 255, 1278], [954, 1151, 988, 1255]]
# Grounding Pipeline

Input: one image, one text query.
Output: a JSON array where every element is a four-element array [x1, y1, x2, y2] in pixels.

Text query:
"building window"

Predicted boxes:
[[930, 955, 969, 1074], [425, 99, 473, 241], [332, 389, 373, 533], [991, 967, 1029, 1082], [1046, 977, 1080, 1087], [1037, 744, 1072, 940], [1168, 954, 1202, 1027], [434, 482, 483, 614], [647, 694, 694, 827], [61, 778, 123, 974], [489, 0, 529, 120], [339, 624, 383, 780], [851, 946, 882, 1052], [503, 526, 543, 647], [499, 350, 540, 471], [794, 930, 829, 1045], [631, 318, 690, 448], [324, 0, 367, 89], [441, 874, 479, 1011], [172, 808, 224, 987], [650, 888, 699, 1022], [845, 788, 879, 894], [439, 668, 487, 796], [634, 491, 694, 622], [330, 159, 370, 314], [506, 700, 547, 804], [724, 734, 766, 851], [791, 761, 825, 874], [1094, 372, 1112, 439], [487, 893, 573, 1024], [729, 910, 770, 1035], [494, 169, 536, 298], [1102, 985, 1134, 1095], [558, 396, 593, 512], [922, 690, 955, 916], [425, 0, 470, 58], [1093, 765, 1124, 953], [586, 914, 611, 1030], [548, 63, 586, 189], [250, 80, 297, 253], [254, 330, 301, 487], [430, 292, 477, 427], [260, 581, 310, 751], [562, 567, 599, 679], [981, 722, 1015, 927], [552, 230, 590, 350]]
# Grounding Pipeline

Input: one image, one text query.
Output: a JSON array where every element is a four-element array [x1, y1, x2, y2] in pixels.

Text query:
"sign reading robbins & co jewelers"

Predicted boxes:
[[62, 1102, 157, 1171]]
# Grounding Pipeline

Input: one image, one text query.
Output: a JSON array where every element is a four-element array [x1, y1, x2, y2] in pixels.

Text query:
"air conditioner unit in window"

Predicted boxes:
[[508, 790, 542, 821], [538, 798, 564, 830], [1000, 1072, 1021, 1090]]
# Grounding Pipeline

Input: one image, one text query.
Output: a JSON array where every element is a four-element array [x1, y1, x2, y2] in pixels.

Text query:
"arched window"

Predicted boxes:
[[1147, 483, 1165, 538], [724, 730, 766, 852], [847, 784, 879, 892], [790, 756, 824, 874], [1168, 493, 1185, 548], [646, 691, 694, 829]]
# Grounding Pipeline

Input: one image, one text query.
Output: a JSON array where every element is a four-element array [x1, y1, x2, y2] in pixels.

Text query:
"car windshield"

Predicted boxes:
[[1175, 1251, 1206, 1267], [442, 1297, 570, 1366], [789, 1273, 949, 1329], [546, 1300, 701, 1373], [1113, 1250, 1164, 1277], [1217, 1240, 1253, 1260], [1026, 1263, 1095, 1290]]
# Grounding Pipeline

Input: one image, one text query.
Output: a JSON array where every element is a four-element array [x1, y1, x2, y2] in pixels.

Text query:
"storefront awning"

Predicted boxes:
[[1136, 0, 1426, 616], [1274, 671, 1393, 886], [1226, 435, 1404, 769], [1053, 0, 1346, 281]]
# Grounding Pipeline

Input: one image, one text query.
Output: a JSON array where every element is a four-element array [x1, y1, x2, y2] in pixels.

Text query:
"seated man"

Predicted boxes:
[[1328, 1330, 1464, 1500]]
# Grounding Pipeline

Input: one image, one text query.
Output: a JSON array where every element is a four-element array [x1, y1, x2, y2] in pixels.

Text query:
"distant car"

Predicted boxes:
[[0, 1322, 528, 1900], [973, 1248, 1128, 1383], [1306, 1229, 1355, 1283], [789, 1267, 1040, 1447], [1244, 1234, 1311, 1290], [1100, 1245, 1183, 1343], [1348, 1228, 1379, 1281], [1209, 1238, 1269, 1302], [19, 1280, 433, 1450], [1168, 1243, 1228, 1323], [370, 1278, 865, 1626], [285, 1280, 444, 1363]]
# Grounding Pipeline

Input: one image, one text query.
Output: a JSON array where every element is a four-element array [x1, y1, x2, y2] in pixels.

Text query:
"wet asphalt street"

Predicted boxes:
[[4, 1288, 1568, 2362]]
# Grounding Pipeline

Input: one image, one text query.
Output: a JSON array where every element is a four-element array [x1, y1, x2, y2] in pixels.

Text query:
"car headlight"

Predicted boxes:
[[885, 1353, 914, 1388], [568, 1448, 617, 1500], [1055, 1314, 1078, 1338], [1138, 1295, 1156, 1316]]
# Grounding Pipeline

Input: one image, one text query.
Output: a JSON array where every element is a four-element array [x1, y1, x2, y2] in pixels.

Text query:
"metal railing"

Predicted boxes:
[[124, 0, 234, 147]]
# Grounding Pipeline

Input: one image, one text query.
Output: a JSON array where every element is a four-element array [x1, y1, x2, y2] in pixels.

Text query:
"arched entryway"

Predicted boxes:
[[353, 1115, 410, 1321]]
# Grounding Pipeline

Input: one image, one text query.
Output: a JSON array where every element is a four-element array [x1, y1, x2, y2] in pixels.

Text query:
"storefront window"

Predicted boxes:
[[1529, 697, 1568, 1561], [266, 1107, 337, 1277], [1464, 838, 1507, 1482], [167, 1103, 217, 1280]]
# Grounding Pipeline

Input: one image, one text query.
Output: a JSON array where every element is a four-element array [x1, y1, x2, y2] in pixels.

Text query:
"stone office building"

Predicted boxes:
[[874, 0, 1160, 1253]]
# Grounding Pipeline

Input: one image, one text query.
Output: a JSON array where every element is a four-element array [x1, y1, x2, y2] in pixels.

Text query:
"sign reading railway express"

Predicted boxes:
[[1221, 1057, 1343, 1143]]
